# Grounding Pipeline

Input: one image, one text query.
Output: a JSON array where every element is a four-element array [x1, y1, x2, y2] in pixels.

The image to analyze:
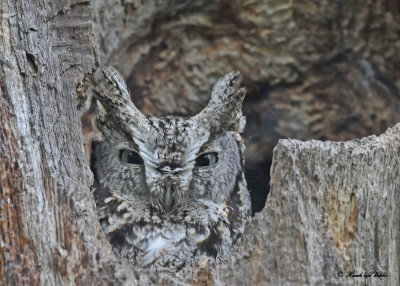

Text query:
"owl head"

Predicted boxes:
[[92, 67, 247, 215]]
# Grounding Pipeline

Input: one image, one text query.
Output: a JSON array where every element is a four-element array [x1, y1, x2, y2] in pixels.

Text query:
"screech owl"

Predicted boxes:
[[91, 66, 251, 271]]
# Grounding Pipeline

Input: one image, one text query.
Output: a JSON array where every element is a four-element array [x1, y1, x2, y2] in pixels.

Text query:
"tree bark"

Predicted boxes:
[[205, 123, 400, 286], [1, 0, 399, 285], [0, 1, 148, 285]]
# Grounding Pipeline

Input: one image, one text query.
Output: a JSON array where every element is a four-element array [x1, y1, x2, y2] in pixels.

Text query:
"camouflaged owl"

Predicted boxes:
[[91, 66, 251, 271]]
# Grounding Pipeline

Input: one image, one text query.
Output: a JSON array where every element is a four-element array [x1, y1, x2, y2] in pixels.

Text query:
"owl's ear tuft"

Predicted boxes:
[[93, 66, 149, 132], [93, 66, 132, 106], [194, 71, 247, 133]]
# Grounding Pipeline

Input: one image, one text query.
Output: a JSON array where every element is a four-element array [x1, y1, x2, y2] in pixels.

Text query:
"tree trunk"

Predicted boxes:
[[205, 123, 400, 286], [0, 1, 146, 284], [1, 0, 399, 285]]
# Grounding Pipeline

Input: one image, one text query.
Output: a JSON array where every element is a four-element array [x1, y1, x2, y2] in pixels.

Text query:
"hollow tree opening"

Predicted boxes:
[[91, 1, 400, 215]]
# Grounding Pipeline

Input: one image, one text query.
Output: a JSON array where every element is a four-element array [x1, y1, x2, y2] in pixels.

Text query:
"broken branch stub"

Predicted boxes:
[[197, 123, 400, 286]]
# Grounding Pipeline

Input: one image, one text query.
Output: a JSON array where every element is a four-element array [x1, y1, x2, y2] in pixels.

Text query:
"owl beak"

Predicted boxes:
[[163, 181, 175, 213]]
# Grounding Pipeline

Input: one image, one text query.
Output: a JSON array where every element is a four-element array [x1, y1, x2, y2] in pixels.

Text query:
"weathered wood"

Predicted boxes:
[[0, 79, 40, 286], [0, 1, 148, 285], [205, 123, 400, 286]]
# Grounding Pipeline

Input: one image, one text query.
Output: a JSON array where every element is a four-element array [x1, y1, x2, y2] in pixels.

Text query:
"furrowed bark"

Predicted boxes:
[[0, 1, 149, 285], [0, 77, 40, 286]]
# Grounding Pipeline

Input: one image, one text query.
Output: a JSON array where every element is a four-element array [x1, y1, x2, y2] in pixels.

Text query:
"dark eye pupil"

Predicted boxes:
[[195, 152, 218, 167], [120, 150, 144, 164]]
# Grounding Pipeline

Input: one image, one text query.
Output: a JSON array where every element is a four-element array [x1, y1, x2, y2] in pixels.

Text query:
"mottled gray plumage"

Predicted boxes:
[[91, 66, 251, 271]]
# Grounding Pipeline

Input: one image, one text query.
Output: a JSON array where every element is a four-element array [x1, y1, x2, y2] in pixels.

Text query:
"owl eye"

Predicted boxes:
[[195, 152, 218, 167], [119, 149, 144, 165]]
